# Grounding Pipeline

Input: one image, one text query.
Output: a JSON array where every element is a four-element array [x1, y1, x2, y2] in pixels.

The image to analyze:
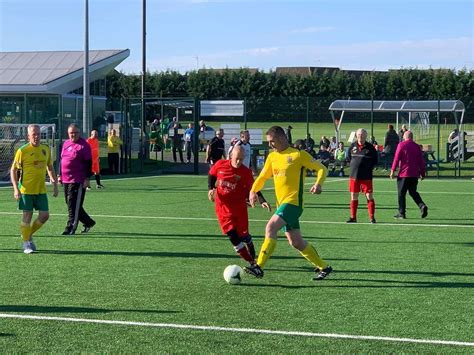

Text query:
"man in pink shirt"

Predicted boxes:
[[390, 131, 428, 219], [59, 124, 96, 235]]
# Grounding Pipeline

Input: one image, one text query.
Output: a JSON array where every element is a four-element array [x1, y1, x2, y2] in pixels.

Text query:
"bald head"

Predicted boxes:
[[230, 145, 245, 168], [403, 130, 413, 141]]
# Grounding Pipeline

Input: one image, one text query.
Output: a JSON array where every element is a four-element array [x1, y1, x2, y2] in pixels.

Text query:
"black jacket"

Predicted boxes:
[[348, 142, 378, 180]]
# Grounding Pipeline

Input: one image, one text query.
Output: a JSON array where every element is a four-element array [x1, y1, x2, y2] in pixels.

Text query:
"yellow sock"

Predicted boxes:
[[30, 219, 44, 236], [20, 222, 32, 242], [300, 243, 328, 270], [256, 238, 277, 269]]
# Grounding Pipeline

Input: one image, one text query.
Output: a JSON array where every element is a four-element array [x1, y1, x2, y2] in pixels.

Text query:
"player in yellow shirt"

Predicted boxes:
[[246, 126, 333, 280], [10, 124, 58, 254]]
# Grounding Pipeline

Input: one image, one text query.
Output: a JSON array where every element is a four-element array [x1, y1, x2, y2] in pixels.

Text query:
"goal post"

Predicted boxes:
[[0, 124, 57, 182]]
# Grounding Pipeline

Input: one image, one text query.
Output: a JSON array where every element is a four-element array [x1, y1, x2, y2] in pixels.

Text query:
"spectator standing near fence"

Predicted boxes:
[[398, 124, 408, 142], [107, 129, 122, 175], [199, 120, 208, 151], [184, 122, 194, 163], [86, 130, 104, 189], [160, 117, 170, 150], [172, 122, 184, 163], [390, 131, 428, 219], [60, 124, 95, 235], [384, 124, 400, 170], [10, 124, 58, 254], [206, 128, 225, 165], [347, 128, 378, 224]]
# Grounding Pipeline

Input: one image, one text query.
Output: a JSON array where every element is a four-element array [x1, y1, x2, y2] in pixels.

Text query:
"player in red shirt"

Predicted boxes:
[[208, 146, 271, 277]]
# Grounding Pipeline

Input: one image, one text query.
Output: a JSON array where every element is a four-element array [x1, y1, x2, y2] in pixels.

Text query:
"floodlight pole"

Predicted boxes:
[[141, 0, 147, 171], [83, 0, 90, 135]]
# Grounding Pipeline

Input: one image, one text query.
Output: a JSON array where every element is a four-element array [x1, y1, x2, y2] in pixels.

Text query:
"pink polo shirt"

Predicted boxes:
[[391, 140, 426, 178], [60, 137, 92, 184]]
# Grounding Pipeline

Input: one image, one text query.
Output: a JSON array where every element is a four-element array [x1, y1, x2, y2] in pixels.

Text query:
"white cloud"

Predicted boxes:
[[116, 36, 473, 73]]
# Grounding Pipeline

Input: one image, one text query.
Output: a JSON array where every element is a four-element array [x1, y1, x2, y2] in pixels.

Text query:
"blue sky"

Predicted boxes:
[[1, 0, 472, 73]]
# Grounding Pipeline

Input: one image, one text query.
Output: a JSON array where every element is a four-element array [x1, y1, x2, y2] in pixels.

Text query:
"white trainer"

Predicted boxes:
[[23, 241, 34, 254]]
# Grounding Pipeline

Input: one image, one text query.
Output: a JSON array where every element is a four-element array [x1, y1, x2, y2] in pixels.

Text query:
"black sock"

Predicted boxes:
[[245, 240, 256, 259]]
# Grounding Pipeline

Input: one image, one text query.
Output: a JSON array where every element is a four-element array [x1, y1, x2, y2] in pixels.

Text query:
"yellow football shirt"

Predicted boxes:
[[251, 147, 327, 207], [107, 136, 123, 153], [13, 143, 51, 194]]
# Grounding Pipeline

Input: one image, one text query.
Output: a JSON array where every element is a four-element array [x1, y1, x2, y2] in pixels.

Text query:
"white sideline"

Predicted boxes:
[[0, 211, 472, 229], [0, 313, 472, 347]]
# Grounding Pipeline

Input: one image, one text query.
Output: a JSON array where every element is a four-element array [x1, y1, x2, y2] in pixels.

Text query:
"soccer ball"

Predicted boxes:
[[223, 265, 243, 285]]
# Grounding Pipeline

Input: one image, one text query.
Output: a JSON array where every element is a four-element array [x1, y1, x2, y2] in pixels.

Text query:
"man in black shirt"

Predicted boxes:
[[171, 122, 184, 163], [347, 128, 378, 224], [206, 128, 226, 165], [384, 124, 399, 170]]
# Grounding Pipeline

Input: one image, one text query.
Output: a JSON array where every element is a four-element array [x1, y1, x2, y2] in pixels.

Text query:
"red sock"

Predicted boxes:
[[350, 200, 359, 219], [235, 244, 255, 263], [367, 199, 375, 219]]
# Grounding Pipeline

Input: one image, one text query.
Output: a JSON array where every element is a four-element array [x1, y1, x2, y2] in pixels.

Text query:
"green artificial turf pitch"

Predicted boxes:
[[0, 176, 472, 352]]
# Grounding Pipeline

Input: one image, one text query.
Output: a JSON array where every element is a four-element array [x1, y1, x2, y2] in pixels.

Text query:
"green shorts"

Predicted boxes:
[[19, 194, 49, 212], [275, 203, 303, 232]]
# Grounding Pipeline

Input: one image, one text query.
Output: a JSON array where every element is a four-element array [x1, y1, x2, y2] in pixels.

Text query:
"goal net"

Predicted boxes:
[[0, 124, 57, 182], [411, 112, 431, 138]]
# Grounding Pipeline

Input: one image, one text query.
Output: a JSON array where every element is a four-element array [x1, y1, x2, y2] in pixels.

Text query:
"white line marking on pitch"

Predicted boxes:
[[0, 313, 472, 347], [0, 211, 472, 228]]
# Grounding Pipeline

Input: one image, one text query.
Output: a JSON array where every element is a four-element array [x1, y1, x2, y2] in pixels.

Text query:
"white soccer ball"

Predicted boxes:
[[223, 265, 243, 285]]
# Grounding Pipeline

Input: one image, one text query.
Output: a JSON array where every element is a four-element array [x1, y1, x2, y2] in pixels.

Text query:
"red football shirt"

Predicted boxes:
[[209, 159, 254, 209]]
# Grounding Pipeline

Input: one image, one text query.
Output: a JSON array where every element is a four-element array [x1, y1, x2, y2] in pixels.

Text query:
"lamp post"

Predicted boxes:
[[140, 0, 147, 171], [83, 0, 89, 135]]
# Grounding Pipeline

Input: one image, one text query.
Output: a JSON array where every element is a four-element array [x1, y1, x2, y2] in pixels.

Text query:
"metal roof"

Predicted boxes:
[[0, 49, 129, 94], [329, 100, 465, 113]]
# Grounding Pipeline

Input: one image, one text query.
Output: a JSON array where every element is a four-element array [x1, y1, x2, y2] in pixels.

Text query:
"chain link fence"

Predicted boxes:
[[1, 94, 472, 178]]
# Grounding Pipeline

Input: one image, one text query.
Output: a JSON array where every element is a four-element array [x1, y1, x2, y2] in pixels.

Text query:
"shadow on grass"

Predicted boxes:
[[255, 267, 474, 288], [276, 266, 474, 277], [0, 333, 15, 337], [315, 278, 474, 289], [103, 186, 205, 193], [0, 248, 356, 262], [0, 233, 349, 242], [239, 284, 318, 289], [0, 305, 180, 314], [304, 204, 396, 210], [240, 273, 474, 289]]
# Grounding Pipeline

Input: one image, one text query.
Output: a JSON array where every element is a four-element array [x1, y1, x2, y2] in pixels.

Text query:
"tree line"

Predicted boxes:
[[106, 68, 474, 121]]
